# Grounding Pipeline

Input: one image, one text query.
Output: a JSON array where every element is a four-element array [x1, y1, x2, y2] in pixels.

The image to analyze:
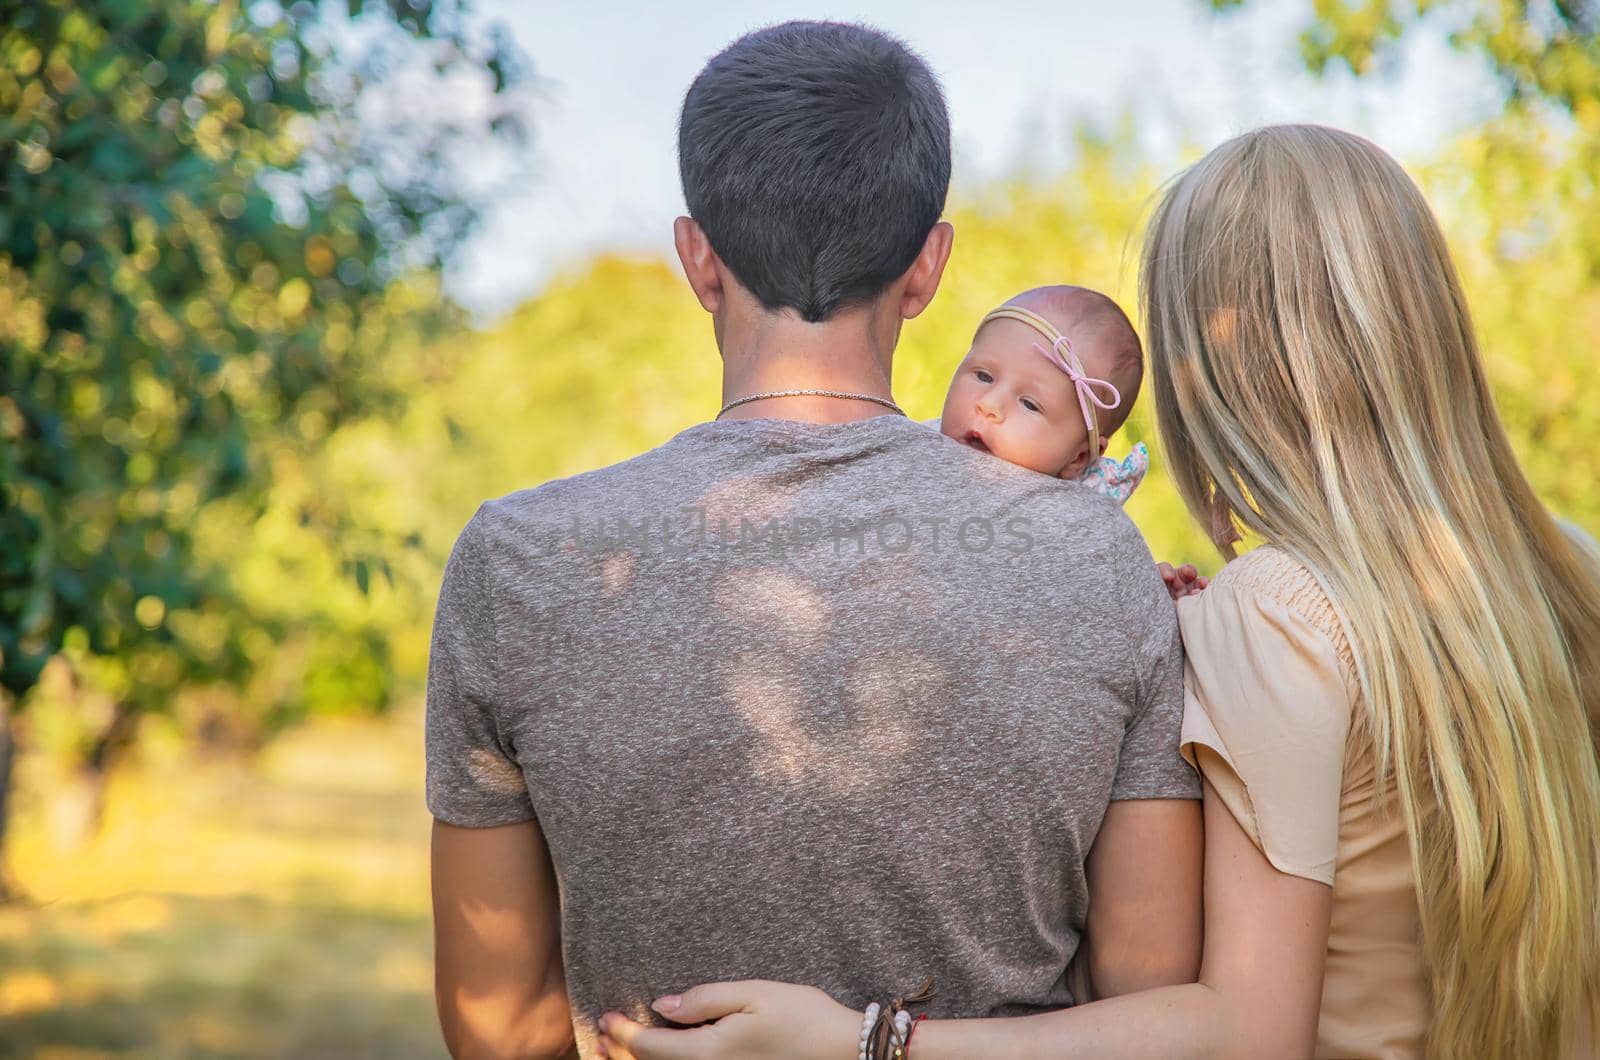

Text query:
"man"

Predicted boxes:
[[426, 21, 1201, 1060]]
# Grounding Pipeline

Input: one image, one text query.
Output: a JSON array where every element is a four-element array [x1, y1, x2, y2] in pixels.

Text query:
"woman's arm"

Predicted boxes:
[[909, 778, 1332, 1059], [600, 778, 1330, 1060]]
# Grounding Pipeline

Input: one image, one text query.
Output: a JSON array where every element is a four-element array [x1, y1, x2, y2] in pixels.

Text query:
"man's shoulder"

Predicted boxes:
[[451, 443, 680, 567], [472, 416, 942, 525], [1005, 477, 1158, 572], [479, 434, 692, 524], [951, 474, 1169, 650]]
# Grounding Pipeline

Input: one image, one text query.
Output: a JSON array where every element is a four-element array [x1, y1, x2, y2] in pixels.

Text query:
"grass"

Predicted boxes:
[[0, 704, 446, 1059]]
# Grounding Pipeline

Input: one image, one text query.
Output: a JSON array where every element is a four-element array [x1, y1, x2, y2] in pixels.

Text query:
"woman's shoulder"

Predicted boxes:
[[1191, 545, 1359, 689], [1177, 545, 1360, 886], [1209, 543, 1327, 609]]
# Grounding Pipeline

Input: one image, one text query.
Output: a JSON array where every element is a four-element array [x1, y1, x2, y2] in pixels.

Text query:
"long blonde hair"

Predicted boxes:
[[1141, 124, 1600, 1058]]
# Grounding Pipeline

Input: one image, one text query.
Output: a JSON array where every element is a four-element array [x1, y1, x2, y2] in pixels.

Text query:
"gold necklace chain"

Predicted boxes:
[[716, 387, 905, 420]]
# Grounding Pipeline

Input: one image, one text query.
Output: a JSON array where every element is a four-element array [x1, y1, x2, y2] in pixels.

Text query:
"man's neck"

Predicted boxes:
[[716, 303, 902, 424]]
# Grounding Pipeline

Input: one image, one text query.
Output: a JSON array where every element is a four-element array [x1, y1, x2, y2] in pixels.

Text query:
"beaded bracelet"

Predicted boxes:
[[858, 979, 934, 1060], [893, 1010, 912, 1057], [859, 1009, 908, 1060], [857, 1003, 881, 1060]]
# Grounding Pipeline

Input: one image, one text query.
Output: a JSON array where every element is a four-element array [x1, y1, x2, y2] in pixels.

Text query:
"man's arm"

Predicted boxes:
[[431, 817, 576, 1060], [1081, 533, 1205, 997], [1081, 797, 1204, 997]]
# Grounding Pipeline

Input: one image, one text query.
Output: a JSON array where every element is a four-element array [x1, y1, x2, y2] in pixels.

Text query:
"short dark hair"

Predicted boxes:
[[678, 21, 951, 322]]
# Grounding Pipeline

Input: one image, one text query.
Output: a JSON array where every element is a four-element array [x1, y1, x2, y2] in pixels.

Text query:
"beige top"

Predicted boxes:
[[1177, 545, 1429, 1060]]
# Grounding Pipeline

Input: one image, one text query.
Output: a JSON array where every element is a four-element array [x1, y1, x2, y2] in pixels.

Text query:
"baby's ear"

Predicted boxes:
[[1059, 445, 1095, 481], [1097, 434, 1110, 457]]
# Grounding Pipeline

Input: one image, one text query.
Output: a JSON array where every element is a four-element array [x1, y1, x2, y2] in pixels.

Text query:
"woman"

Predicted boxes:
[[597, 125, 1600, 1059]]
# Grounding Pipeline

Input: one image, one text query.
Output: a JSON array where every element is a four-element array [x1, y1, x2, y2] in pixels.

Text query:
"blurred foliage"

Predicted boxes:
[[1421, 124, 1600, 530], [0, 0, 524, 752], [0, 704, 440, 1056], [1209, 0, 1600, 528], [1210, 0, 1600, 112]]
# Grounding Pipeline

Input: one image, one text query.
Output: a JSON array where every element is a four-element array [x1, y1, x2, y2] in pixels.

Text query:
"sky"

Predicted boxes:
[[447, 0, 1507, 319]]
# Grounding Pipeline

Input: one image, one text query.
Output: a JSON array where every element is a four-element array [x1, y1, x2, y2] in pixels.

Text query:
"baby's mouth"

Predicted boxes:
[[963, 430, 990, 453]]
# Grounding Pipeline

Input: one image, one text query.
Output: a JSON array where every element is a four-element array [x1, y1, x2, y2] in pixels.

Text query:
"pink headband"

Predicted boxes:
[[977, 304, 1122, 456]]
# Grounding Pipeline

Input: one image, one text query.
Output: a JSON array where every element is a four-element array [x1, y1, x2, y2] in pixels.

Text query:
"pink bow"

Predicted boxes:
[[1032, 335, 1123, 436]]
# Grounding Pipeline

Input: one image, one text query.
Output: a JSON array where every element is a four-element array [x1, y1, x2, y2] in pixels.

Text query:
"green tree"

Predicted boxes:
[[1213, 0, 1599, 113], [1208, 0, 1600, 222], [0, 0, 525, 895], [1207, 0, 1600, 530]]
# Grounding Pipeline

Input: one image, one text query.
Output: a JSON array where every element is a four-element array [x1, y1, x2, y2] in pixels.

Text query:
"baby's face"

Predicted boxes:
[[939, 318, 1106, 478]]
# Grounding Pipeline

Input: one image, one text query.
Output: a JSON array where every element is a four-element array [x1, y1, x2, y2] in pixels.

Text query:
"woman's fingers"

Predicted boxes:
[[599, 1013, 708, 1060], [653, 980, 762, 1024], [594, 1027, 635, 1060], [598, 982, 770, 1059]]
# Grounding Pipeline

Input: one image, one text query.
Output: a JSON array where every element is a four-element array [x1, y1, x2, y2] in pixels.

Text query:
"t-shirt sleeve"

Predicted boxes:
[[1176, 578, 1352, 885], [424, 507, 537, 828], [1110, 561, 1202, 802]]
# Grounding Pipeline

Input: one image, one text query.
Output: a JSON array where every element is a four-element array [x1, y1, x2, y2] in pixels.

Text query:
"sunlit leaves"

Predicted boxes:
[[1214, 0, 1600, 112], [0, 0, 524, 758], [1211, 0, 1600, 527]]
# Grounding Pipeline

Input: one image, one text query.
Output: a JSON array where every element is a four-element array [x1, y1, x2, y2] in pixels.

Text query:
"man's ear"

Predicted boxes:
[[899, 220, 955, 320], [673, 216, 723, 313]]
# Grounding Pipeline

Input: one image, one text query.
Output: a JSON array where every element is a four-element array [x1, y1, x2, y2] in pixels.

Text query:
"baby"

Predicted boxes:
[[937, 284, 1148, 499], [936, 284, 1207, 599]]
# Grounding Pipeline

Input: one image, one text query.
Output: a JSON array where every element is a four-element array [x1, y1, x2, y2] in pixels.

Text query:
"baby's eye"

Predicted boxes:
[[1020, 397, 1043, 414], [974, 369, 993, 384]]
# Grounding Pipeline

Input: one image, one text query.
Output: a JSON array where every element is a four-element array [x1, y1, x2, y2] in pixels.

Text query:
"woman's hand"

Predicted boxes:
[[597, 980, 860, 1060], [1158, 561, 1208, 601]]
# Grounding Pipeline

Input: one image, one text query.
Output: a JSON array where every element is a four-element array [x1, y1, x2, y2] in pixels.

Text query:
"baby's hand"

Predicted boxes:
[[1158, 562, 1208, 601]]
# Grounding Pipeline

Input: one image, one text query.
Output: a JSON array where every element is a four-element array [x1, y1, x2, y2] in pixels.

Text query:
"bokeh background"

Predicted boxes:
[[2, 0, 1597, 1055]]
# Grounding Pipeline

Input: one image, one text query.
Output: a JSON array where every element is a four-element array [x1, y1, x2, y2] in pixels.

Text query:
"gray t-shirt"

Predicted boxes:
[[425, 413, 1198, 1055]]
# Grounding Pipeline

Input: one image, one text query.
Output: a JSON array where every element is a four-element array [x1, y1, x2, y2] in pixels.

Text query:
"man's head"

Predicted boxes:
[[677, 21, 951, 324], [941, 286, 1145, 479]]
